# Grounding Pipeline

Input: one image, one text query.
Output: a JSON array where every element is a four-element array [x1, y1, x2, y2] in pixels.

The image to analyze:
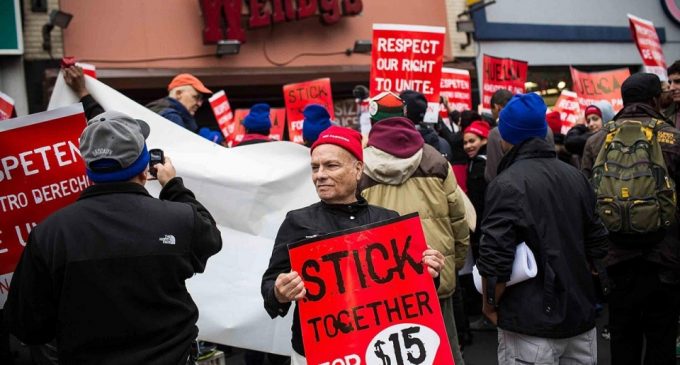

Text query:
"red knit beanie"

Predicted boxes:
[[545, 111, 563, 135], [584, 105, 602, 119], [463, 121, 490, 139], [310, 126, 364, 162]]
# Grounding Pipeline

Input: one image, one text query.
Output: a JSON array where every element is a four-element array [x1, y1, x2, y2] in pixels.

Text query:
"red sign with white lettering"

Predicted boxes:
[[370, 24, 446, 123], [629, 14, 667, 81], [0, 91, 14, 121], [199, 0, 363, 44], [289, 213, 454, 365], [209, 90, 235, 142], [552, 90, 581, 134], [440, 67, 472, 112], [482, 54, 528, 113], [283, 78, 335, 144], [570, 67, 630, 113], [0, 104, 89, 308]]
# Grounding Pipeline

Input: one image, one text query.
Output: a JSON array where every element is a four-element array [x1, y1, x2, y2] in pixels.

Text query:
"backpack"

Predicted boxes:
[[591, 118, 676, 235]]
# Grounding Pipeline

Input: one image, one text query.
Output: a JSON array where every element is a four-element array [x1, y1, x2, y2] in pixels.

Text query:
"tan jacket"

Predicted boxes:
[[358, 144, 470, 298]]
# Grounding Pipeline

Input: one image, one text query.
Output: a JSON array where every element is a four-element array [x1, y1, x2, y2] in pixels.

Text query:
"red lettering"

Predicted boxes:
[[249, 0, 272, 28], [319, 0, 341, 24], [272, 0, 296, 23], [298, 0, 317, 19]]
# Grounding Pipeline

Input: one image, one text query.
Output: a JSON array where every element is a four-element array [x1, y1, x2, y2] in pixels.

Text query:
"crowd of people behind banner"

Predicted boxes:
[[2, 59, 680, 365]]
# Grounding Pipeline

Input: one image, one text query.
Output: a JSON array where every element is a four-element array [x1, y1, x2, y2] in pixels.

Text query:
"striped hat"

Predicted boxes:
[[369, 91, 404, 122]]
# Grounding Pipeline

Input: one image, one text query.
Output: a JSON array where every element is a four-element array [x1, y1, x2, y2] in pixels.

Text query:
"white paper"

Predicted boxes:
[[472, 242, 538, 294]]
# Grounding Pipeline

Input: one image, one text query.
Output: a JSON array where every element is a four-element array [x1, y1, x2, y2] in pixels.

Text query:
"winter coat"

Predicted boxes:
[[146, 97, 198, 132], [5, 179, 222, 364], [477, 137, 608, 338], [358, 144, 470, 298]]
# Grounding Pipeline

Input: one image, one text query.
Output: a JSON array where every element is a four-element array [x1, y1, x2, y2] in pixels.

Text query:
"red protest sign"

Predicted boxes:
[[289, 213, 453, 365], [570, 67, 630, 112], [441, 67, 472, 112], [0, 104, 89, 308], [229, 109, 248, 147], [552, 90, 581, 134], [628, 14, 667, 81], [0, 91, 15, 121], [269, 108, 286, 141], [370, 24, 446, 123], [209, 90, 234, 139], [283, 78, 335, 144], [482, 55, 528, 113]]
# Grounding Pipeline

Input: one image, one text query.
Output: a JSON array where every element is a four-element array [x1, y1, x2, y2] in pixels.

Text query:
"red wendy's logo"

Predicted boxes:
[[199, 0, 363, 44]]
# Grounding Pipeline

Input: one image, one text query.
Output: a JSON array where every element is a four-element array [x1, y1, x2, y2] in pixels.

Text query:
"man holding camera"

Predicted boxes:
[[5, 111, 222, 364]]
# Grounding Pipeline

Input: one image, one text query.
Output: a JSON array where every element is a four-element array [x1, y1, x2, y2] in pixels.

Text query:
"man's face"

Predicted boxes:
[[311, 145, 363, 205], [669, 73, 680, 104], [175, 86, 203, 115]]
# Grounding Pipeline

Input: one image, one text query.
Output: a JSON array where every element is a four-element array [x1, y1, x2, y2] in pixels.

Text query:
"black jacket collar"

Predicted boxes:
[[320, 195, 369, 215], [497, 137, 556, 175], [614, 102, 668, 123], [79, 182, 151, 201]]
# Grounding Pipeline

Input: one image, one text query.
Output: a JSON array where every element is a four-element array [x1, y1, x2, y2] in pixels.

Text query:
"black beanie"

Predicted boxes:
[[400, 90, 428, 124], [621, 73, 661, 105]]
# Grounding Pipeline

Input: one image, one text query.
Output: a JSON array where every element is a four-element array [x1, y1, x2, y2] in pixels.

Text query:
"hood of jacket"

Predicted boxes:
[[363, 146, 424, 185]]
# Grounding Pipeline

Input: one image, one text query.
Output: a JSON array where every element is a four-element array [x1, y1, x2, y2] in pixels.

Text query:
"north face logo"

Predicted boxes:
[[159, 235, 176, 245]]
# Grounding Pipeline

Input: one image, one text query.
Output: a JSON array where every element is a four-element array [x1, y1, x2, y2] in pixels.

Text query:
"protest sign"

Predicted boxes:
[[0, 91, 15, 120], [370, 24, 446, 123], [209, 90, 234, 139], [628, 14, 667, 81], [231, 109, 249, 146], [283, 78, 335, 144], [482, 55, 528, 113], [570, 67, 630, 112], [552, 90, 581, 134], [49, 73, 319, 355], [441, 67, 472, 112], [289, 213, 453, 365], [0, 104, 88, 308]]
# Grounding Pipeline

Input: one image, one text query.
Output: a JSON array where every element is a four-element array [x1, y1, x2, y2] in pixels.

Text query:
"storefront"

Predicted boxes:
[[470, 0, 680, 105], [38, 0, 470, 131]]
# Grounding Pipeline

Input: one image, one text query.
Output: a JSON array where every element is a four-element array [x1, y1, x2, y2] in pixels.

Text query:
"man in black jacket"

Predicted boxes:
[[582, 73, 680, 365], [5, 110, 222, 364], [261, 126, 445, 364], [477, 93, 609, 364]]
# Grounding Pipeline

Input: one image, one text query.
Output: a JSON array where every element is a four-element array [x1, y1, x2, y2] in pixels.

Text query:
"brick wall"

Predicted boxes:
[[23, 0, 63, 60], [445, 0, 476, 59]]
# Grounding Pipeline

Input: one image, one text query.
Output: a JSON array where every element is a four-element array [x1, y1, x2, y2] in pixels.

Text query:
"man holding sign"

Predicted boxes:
[[6, 111, 222, 364], [261, 126, 445, 364]]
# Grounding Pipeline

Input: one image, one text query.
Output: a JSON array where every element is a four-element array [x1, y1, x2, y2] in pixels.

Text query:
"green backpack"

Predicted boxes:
[[591, 118, 676, 235]]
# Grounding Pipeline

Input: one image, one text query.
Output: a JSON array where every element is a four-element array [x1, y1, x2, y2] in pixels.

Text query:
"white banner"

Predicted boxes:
[[48, 75, 319, 355]]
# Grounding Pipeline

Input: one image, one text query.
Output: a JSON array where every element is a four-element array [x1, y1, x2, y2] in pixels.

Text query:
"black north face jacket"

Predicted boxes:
[[6, 178, 222, 364], [477, 137, 608, 338]]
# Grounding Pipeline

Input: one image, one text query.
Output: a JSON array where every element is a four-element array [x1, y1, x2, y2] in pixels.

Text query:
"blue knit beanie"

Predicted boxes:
[[199, 127, 224, 144], [302, 104, 332, 143], [243, 103, 271, 133], [498, 93, 547, 145]]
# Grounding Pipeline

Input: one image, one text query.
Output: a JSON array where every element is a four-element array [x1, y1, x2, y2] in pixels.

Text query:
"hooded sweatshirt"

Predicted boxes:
[[358, 117, 470, 297]]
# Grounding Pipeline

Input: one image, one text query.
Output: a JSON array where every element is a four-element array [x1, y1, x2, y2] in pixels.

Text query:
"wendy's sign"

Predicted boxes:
[[199, 0, 363, 43]]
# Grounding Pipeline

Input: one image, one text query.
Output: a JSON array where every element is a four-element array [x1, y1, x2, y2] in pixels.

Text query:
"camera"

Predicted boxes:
[[148, 148, 164, 178]]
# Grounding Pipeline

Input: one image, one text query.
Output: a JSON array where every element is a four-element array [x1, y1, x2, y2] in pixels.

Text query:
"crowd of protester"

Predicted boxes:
[[2, 60, 680, 365]]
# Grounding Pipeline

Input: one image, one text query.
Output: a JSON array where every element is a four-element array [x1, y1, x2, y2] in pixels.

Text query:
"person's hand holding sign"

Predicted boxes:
[[422, 246, 445, 278], [274, 271, 307, 303]]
